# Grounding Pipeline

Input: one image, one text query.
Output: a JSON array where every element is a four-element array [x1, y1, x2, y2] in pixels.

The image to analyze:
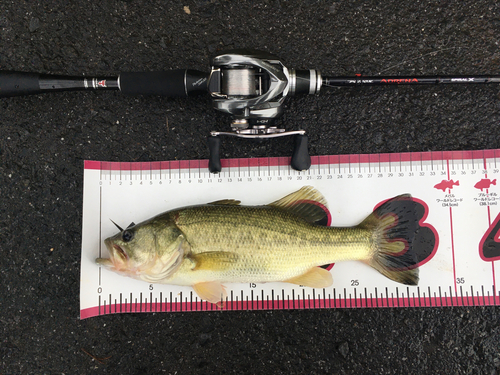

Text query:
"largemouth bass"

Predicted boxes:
[[96, 186, 419, 304]]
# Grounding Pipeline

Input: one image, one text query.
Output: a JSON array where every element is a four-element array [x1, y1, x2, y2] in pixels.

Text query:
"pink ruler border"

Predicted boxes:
[[81, 292, 500, 319], [81, 149, 500, 318], [84, 149, 500, 171]]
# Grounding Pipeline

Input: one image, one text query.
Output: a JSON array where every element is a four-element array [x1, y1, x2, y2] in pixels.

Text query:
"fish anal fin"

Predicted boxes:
[[269, 186, 330, 225], [189, 251, 239, 271], [285, 267, 333, 288], [193, 282, 227, 306], [208, 199, 241, 205]]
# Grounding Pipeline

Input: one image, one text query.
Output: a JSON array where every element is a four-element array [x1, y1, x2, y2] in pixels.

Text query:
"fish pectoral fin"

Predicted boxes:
[[193, 282, 227, 305], [268, 186, 330, 225], [285, 267, 333, 288], [208, 199, 241, 206], [189, 251, 239, 271]]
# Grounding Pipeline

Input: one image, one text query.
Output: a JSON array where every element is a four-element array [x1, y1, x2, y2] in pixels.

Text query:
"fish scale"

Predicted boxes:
[[81, 148, 500, 318], [175, 205, 371, 274]]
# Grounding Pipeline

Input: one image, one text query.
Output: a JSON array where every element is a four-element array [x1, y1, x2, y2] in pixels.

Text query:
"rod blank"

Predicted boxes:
[[322, 75, 500, 87]]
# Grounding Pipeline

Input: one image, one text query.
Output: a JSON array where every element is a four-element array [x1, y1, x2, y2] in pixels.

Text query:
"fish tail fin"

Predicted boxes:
[[455, 180, 460, 186], [358, 194, 419, 285], [493, 179, 497, 185]]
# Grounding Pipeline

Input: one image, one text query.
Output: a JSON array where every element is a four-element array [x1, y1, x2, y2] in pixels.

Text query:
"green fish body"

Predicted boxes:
[[97, 186, 419, 304]]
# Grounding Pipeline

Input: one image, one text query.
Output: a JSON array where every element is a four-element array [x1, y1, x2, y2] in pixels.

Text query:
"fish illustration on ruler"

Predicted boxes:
[[96, 186, 422, 305], [434, 179, 460, 192], [474, 179, 496, 192]]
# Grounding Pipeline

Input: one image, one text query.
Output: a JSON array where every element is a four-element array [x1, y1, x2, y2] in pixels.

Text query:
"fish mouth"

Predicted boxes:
[[95, 257, 113, 268], [96, 239, 128, 268], [112, 243, 129, 262]]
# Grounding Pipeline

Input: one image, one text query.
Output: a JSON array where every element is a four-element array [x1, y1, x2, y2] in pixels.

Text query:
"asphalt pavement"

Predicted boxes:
[[2, 1, 500, 374]]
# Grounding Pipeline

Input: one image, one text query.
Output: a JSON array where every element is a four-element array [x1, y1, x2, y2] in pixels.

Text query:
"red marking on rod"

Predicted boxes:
[[380, 78, 418, 84]]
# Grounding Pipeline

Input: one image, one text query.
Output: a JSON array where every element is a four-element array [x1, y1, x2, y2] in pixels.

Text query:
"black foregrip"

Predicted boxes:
[[119, 69, 208, 97], [0, 71, 41, 97]]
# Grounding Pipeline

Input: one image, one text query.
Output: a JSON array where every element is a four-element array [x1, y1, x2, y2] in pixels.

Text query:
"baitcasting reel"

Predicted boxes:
[[206, 49, 321, 172], [2, 48, 500, 172]]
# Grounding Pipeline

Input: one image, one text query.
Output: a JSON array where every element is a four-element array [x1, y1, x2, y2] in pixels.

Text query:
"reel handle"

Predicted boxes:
[[291, 134, 311, 171], [208, 136, 222, 173], [207, 133, 311, 173]]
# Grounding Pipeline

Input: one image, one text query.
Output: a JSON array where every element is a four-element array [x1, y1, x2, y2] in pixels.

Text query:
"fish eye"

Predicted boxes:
[[122, 230, 134, 242]]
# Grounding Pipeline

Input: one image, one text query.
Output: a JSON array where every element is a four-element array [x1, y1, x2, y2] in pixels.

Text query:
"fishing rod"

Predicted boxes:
[[2, 49, 500, 172]]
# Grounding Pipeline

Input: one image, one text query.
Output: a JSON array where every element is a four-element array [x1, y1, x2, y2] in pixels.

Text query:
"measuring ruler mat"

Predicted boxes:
[[80, 149, 500, 319]]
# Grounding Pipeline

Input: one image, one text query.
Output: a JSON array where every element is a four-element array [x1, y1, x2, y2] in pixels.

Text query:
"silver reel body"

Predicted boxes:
[[206, 50, 321, 172], [207, 49, 321, 137]]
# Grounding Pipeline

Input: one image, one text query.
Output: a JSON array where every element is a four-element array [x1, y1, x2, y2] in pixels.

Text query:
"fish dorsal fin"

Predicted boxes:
[[208, 199, 241, 206], [269, 186, 330, 225]]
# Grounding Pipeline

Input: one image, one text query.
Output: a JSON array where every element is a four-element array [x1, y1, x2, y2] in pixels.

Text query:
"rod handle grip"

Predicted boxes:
[[119, 70, 208, 97], [0, 71, 41, 97]]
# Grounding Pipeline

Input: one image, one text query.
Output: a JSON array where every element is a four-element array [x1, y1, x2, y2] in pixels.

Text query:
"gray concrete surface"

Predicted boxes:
[[1, 1, 500, 373]]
